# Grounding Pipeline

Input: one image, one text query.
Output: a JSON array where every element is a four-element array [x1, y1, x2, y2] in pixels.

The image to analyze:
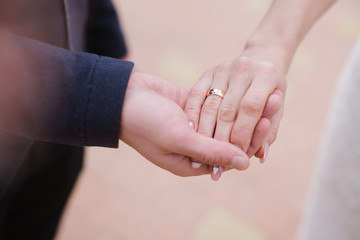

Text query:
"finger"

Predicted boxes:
[[247, 89, 283, 158], [188, 121, 204, 169], [210, 166, 223, 181], [171, 129, 250, 170], [197, 94, 222, 137], [214, 60, 254, 142], [254, 103, 284, 161], [262, 89, 283, 118], [184, 70, 213, 130], [254, 142, 269, 163], [197, 62, 231, 137], [161, 155, 212, 177], [231, 77, 276, 152], [256, 142, 269, 164], [255, 148, 265, 160], [246, 117, 271, 158], [253, 89, 284, 160]]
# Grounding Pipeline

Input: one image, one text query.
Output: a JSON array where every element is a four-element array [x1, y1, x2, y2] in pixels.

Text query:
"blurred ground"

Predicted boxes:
[[56, 0, 360, 239]]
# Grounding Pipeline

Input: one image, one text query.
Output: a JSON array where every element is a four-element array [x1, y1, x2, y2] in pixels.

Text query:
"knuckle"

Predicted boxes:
[[231, 126, 248, 140], [196, 128, 211, 137], [219, 103, 238, 122], [189, 87, 206, 100], [233, 56, 253, 73], [259, 61, 279, 77], [216, 61, 232, 73], [202, 97, 220, 115], [185, 105, 200, 118], [241, 98, 263, 116]]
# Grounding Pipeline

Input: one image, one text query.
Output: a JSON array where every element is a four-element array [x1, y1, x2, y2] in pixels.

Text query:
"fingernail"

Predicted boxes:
[[232, 156, 248, 170], [211, 166, 221, 181], [191, 161, 202, 168], [189, 121, 195, 130], [261, 143, 269, 164]]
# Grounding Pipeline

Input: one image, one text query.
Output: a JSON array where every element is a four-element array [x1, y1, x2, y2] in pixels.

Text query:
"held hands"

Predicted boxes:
[[120, 72, 250, 177], [120, 50, 286, 179]]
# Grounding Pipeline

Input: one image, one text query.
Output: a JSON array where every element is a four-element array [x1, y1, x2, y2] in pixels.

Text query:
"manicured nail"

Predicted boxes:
[[189, 121, 195, 130], [232, 156, 248, 170], [261, 143, 269, 164], [191, 161, 202, 168], [211, 166, 221, 181]]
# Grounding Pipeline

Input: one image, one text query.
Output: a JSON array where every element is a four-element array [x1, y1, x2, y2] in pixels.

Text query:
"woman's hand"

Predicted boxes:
[[185, 51, 287, 167], [184, 0, 337, 180]]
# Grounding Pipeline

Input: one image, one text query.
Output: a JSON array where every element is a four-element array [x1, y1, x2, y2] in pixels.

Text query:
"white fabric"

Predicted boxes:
[[297, 39, 360, 240]]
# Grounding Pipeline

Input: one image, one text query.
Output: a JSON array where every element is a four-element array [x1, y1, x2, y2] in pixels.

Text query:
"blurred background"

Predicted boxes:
[[56, 0, 360, 239]]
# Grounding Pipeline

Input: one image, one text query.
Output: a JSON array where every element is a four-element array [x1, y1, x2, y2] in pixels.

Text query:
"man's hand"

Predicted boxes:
[[119, 72, 250, 177]]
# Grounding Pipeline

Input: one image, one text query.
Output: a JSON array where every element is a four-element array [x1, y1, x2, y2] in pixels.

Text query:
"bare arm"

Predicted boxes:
[[245, 0, 338, 72], [185, 0, 338, 172]]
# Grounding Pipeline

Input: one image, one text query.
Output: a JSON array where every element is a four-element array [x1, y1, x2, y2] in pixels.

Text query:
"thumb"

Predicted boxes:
[[171, 129, 250, 170]]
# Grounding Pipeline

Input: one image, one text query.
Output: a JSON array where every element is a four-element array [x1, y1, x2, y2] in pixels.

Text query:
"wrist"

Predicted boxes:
[[243, 31, 298, 73]]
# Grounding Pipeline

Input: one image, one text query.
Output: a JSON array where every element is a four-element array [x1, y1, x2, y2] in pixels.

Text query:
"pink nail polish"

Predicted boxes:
[[191, 161, 202, 169], [211, 166, 221, 181], [261, 143, 269, 164]]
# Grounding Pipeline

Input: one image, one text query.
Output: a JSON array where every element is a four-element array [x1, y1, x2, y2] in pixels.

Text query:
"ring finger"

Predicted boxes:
[[197, 62, 231, 138]]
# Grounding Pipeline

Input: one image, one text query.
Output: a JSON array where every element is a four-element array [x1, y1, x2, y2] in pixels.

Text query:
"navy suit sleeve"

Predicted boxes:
[[86, 0, 128, 58], [0, 31, 134, 147]]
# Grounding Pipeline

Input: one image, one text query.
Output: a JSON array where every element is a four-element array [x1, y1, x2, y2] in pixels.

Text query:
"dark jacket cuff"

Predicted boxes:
[[84, 57, 134, 147]]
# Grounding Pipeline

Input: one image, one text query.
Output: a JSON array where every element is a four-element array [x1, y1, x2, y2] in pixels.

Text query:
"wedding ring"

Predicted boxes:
[[206, 88, 226, 99]]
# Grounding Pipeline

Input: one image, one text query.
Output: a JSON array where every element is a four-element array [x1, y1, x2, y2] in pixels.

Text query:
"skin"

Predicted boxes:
[[192, 89, 283, 181], [120, 72, 251, 177], [120, 72, 282, 179], [185, 0, 337, 180]]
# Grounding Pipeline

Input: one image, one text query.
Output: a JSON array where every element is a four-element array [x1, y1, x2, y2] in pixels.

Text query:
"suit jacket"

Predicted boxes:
[[0, 0, 134, 211]]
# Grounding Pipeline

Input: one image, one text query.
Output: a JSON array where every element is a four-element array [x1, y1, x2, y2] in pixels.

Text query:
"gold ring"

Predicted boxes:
[[206, 88, 226, 99]]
